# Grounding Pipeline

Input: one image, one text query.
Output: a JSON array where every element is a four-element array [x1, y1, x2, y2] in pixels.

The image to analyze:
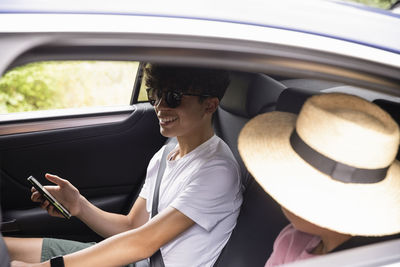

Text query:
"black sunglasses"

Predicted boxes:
[[146, 88, 212, 108]]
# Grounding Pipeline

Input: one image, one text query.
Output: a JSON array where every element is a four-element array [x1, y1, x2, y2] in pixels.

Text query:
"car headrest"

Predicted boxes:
[[275, 87, 319, 114], [280, 78, 343, 90], [220, 72, 286, 118], [373, 99, 400, 125]]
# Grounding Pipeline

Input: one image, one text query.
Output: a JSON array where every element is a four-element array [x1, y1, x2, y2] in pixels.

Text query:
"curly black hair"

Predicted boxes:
[[144, 64, 230, 101]]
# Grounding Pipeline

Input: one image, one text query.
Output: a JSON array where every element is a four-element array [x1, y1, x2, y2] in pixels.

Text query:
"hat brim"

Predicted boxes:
[[238, 112, 400, 236]]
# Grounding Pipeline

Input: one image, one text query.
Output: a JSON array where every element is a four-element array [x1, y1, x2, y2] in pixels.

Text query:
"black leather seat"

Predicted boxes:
[[215, 71, 286, 185], [275, 87, 318, 114], [214, 72, 289, 267], [373, 99, 400, 125], [373, 99, 400, 160], [216, 86, 317, 266]]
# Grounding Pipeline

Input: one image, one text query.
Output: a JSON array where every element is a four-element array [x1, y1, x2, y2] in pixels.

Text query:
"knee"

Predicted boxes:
[[4, 237, 43, 262]]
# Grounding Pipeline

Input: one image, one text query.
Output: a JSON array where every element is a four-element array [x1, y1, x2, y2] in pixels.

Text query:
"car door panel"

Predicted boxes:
[[2, 195, 126, 242], [0, 103, 165, 241]]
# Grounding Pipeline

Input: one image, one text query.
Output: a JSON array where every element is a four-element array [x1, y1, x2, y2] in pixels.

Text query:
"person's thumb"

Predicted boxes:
[[45, 173, 66, 186]]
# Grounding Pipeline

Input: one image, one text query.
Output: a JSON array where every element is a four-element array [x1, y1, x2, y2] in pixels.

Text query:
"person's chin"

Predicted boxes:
[[160, 127, 178, 138]]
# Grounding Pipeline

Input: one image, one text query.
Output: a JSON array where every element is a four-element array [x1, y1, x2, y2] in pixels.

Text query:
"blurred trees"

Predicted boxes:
[[0, 61, 139, 114], [347, 0, 398, 9], [0, 62, 57, 113]]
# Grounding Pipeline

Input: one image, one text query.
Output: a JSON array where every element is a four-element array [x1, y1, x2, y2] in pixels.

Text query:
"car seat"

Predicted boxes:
[[213, 72, 289, 267], [373, 99, 400, 160], [275, 87, 318, 114]]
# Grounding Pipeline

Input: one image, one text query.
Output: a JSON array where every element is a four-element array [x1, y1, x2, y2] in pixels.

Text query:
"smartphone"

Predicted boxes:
[[27, 175, 71, 219]]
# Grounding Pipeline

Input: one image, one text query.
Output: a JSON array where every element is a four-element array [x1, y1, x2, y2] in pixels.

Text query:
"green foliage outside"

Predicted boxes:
[[346, 0, 398, 9], [0, 62, 57, 113], [0, 61, 139, 114]]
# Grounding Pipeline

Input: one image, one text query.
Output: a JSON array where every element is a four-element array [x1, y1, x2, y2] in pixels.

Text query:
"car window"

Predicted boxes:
[[137, 67, 149, 103], [0, 61, 140, 115]]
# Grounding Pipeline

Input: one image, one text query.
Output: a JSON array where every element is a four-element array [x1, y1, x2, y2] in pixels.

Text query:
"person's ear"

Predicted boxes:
[[205, 97, 219, 114]]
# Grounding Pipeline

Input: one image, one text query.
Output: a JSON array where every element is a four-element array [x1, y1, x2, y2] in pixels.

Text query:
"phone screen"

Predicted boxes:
[[27, 176, 71, 219]]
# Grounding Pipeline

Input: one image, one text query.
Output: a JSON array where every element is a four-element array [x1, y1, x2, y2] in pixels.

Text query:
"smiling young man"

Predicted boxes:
[[6, 64, 243, 267]]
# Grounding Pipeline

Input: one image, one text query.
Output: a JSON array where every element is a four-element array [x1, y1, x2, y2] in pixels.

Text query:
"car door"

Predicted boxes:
[[0, 58, 165, 242]]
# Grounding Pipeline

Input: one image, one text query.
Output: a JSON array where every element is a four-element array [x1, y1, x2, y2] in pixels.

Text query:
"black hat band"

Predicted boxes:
[[289, 129, 389, 184]]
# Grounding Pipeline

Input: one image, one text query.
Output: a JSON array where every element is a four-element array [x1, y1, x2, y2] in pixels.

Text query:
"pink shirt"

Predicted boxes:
[[265, 224, 321, 267]]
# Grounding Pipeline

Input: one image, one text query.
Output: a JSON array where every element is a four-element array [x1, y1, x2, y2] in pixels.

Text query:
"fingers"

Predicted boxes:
[[30, 189, 43, 203], [45, 173, 66, 186], [47, 204, 64, 218], [29, 174, 67, 219], [30, 189, 61, 217], [35, 198, 63, 218], [40, 200, 50, 210]]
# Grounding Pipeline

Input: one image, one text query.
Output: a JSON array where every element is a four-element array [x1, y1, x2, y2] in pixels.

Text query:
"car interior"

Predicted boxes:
[[1, 62, 400, 267], [213, 71, 400, 267]]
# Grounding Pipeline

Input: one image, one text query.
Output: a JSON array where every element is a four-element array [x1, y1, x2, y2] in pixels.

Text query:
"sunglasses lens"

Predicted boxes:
[[166, 91, 181, 108], [147, 88, 182, 108]]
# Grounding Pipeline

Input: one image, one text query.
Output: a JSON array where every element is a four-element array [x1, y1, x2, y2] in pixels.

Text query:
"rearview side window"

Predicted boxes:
[[0, 61, 140, 115]]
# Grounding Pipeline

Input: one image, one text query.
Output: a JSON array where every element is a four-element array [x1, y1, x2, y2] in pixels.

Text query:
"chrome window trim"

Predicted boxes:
[[0, 105, 135, 123], [0, 13, 399, 69], [0, 106, 136, 135]]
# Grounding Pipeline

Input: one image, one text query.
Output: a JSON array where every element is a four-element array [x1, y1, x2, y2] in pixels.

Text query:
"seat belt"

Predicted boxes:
[[149, 139, 177, 267]]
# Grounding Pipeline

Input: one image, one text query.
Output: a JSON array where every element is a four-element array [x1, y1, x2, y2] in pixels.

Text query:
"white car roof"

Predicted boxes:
[[1, 0, 400, 54]]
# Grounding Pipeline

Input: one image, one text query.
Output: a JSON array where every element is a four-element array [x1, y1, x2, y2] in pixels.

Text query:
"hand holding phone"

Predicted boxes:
[[28, 175, 71, 219]]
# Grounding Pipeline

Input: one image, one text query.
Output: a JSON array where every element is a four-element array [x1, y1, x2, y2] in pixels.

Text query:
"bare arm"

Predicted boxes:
[[14, 207, 195, 267], [77, 196, 149, 238], [32, 174, 149, 238], [67, 207, 194, 266]]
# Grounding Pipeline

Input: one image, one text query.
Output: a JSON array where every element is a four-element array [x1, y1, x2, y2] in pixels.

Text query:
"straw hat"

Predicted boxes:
[[238, 93, 400, 236]]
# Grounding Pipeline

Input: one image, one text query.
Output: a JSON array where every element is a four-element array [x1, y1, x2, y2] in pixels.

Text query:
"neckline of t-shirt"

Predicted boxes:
[[167, 135, 218, 163]]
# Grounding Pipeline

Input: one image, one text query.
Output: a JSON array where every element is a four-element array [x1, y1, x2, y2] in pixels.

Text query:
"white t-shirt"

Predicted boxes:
[[139, 135, 243, 267]]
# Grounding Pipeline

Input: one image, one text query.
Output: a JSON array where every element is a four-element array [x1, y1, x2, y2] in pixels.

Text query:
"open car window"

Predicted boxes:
[[0, 61, 140, 116]]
